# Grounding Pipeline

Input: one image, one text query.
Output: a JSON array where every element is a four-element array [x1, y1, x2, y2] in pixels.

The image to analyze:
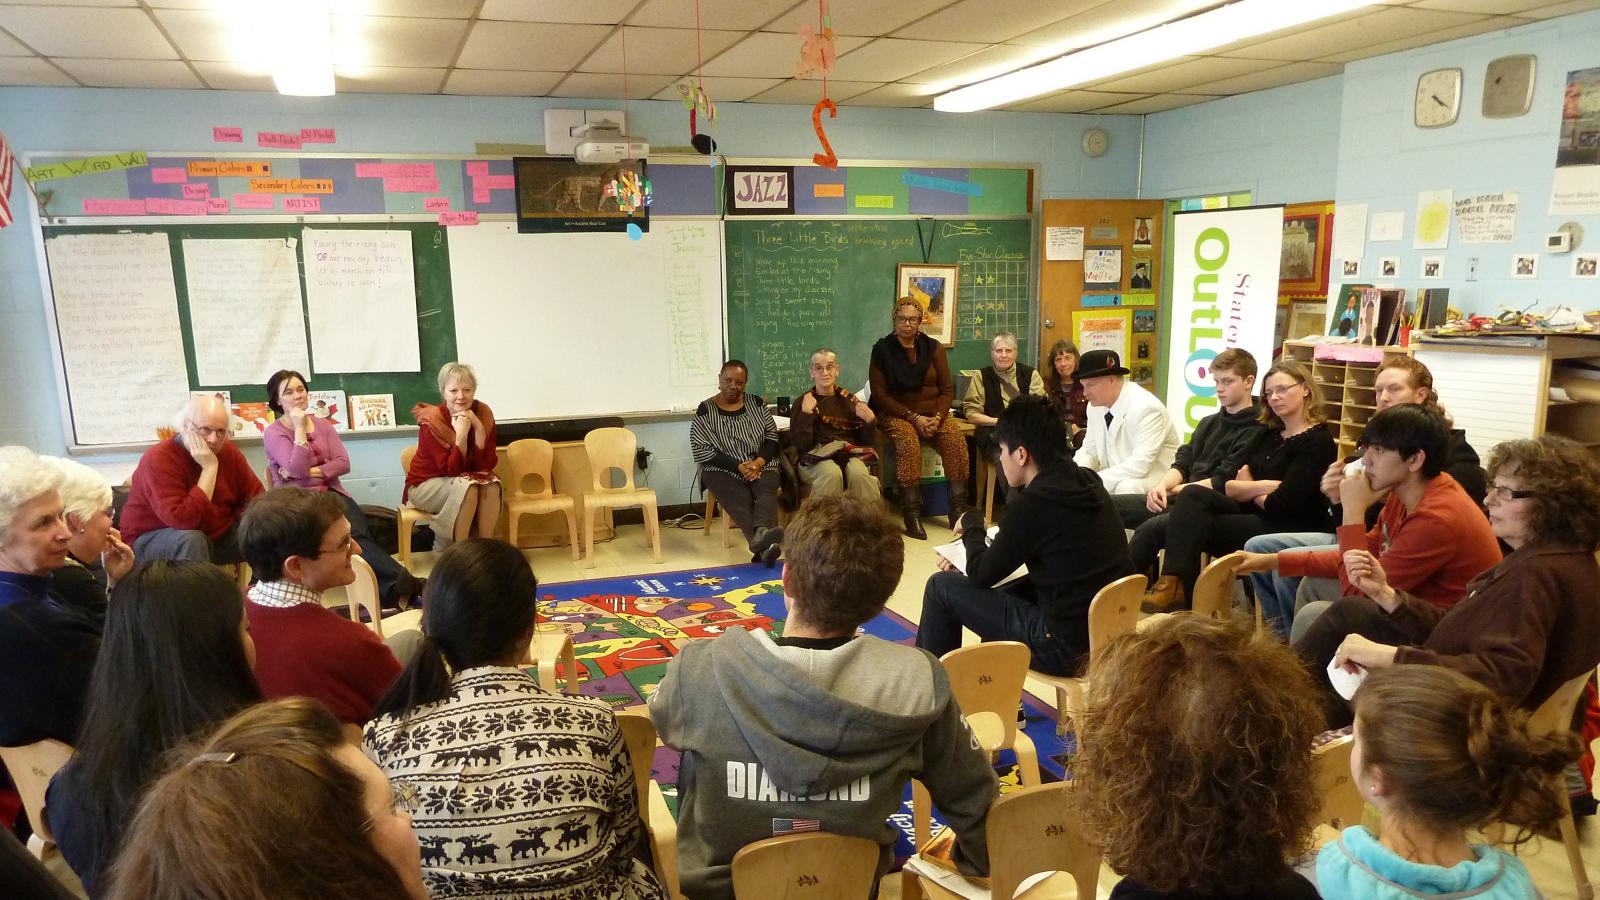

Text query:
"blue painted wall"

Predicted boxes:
[[0, 87, 1139, 507]]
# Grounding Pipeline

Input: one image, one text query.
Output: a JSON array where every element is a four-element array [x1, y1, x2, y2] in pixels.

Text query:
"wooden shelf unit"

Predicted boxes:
[[1412, 334, 1600, 459], [1283, 340, 1414, 457]]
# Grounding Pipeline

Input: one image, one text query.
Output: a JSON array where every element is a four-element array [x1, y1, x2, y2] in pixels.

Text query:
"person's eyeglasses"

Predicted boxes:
[[314, 533, 355, 557], [366, 781, 420, 831], [893, 314, 922, 323], [1486, 483, 1536, 501], [1262, 384, 1304, 399], [191, 425, 230, 438]]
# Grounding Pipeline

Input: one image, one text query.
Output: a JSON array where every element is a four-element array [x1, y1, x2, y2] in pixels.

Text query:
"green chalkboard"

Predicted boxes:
[[42, 221, 456, 423], [725, 219, 1034, 400]]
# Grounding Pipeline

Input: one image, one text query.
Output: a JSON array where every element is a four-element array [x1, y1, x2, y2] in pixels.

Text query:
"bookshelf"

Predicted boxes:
[[1282, 340, 1415, 457], [1413, 334, 1600, 460]]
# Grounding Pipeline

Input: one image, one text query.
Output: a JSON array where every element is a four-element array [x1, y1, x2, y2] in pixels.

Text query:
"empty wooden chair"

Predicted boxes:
[[616, 712, 682, 899], [703, 490, 733, 549], [1310, 734, 1366, 833], [581, 427, 663, 567], [396, 445, 435, 568], [0, 739, 73, 858], [1027, 574, 1145, 737], [731, 833, 879, 900], [938, 642, 1041, 787], [505, 438, 580, 561], [906, 782, 1100, 900]]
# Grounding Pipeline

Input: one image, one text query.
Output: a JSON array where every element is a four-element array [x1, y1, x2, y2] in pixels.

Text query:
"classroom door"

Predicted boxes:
[[1039, 199, 1166, 396]]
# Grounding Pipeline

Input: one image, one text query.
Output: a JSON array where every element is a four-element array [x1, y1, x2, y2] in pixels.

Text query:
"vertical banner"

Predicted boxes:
[[1165, 206, 1283, 440]]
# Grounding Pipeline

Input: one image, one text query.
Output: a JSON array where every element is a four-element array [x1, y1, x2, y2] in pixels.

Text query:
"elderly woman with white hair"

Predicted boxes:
[[404, 362, 500, 547], [42, 456, 133, 629], [0, 446, 100, 746], [119, 394, 264, 564]]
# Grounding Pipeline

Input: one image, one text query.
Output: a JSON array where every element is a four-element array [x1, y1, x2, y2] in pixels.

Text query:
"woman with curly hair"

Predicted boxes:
[[1072, 615, 1323, 899], [1298, 434, 1600, 726], [1318, 665, 1578, 899]]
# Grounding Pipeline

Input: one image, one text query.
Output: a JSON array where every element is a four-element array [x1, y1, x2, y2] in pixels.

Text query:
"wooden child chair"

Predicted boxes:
[[616, 712, 683, 899], [1028, 574, 1146, 737], [504, 438, 580, 560], [581, 427, 663, 567], [730, 833, 880, 900], [396, 445, 435, 568]]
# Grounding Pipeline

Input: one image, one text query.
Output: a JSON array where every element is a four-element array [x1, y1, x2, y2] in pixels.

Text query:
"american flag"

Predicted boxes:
[[771, 818, 820, 835], [0, 130, 12, 228]]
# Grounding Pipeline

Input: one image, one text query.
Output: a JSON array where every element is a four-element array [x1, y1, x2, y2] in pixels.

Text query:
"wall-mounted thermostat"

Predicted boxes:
[[1547, 222, 1584, 254]]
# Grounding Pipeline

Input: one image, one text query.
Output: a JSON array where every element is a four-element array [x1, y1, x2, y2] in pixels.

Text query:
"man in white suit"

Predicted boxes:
[[1075, 349, 1180, 494]]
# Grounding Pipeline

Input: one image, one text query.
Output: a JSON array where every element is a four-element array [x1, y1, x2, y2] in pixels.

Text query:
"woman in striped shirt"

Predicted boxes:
[[691, 360, 783, 567]]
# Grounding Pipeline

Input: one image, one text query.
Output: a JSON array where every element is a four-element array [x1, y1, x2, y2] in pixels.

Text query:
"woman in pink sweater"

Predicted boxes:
[[263, 370, 423, 608]]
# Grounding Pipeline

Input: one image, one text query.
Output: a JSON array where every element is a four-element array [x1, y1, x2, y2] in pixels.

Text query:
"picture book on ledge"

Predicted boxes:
[[350, 394, 397, 431]]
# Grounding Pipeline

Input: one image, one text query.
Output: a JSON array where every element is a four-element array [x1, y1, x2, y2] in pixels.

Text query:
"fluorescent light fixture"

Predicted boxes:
[[269, 0, 335, 97], [934, 0, 1375, 112]]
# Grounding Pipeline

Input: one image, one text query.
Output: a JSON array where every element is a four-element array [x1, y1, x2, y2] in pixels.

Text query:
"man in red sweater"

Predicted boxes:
[[1236, 404, 1500, 642], [237, 486, 404, 726], [119, 395, 262, 564]]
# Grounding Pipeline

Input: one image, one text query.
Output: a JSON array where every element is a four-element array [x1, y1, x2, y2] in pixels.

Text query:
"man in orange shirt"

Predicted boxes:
[[1236, 404, 1500, 641]]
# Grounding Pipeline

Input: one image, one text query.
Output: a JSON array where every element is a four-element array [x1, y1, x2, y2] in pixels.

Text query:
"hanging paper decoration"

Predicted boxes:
[[812, 99, 838, 169], [795, 0, 836, 79], [612, 169, 645, 214], [676, 80, 718, 155]]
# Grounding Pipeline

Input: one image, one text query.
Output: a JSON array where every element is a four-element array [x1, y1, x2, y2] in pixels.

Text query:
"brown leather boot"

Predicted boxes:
[[900, 482, 927, 540], [1141, 575, 1187, 613], [946, 477, 970, 531]]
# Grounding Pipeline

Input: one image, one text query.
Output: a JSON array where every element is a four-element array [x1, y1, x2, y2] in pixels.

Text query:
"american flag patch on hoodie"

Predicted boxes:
[[772, 818, 821, 835]]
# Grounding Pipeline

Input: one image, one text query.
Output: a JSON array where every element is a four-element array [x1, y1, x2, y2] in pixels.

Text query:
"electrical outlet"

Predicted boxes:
[[1466, 257, 1479, 281], [635, 447, 652, 470]]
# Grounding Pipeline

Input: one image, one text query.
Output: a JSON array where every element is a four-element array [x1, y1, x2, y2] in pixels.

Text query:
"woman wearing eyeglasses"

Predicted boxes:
[[1298, 434, 1600, 727], [869, 297, 970, 539], [41, 456, 133, 631], [104, 697, 428, 900], [364, 539, 663, 899], [47, 560, 261, 896]]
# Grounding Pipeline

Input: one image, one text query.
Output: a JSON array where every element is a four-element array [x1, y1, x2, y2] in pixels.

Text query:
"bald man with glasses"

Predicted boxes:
[[119, 394, 264, 564]]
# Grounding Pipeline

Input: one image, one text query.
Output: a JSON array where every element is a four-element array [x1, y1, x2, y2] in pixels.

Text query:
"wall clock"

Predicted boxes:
[[1081, 127, 1109, 158], [1414, 67, 1462, 128], [1483, 54, 1535, 119]]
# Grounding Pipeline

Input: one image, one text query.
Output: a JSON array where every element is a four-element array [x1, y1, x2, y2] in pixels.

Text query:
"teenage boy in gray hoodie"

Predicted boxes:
[[651, 495, 997, 900]]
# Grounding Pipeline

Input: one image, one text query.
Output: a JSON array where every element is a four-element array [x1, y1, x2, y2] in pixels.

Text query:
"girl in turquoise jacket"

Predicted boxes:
[[1317, 665, 1577, 899]]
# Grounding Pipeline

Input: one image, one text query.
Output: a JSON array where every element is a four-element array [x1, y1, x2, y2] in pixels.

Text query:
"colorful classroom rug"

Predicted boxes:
[[534, 563, 1075, 859]]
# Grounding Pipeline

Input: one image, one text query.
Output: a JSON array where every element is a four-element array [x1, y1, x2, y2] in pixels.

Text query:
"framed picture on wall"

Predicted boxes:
[[896, 263, 960, 346], [1279, 206, 1333, 296]]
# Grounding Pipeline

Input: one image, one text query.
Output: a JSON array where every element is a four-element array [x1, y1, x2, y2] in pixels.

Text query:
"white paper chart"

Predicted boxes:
[[302, 229, 420, 374], [182, 238, 310, 386]]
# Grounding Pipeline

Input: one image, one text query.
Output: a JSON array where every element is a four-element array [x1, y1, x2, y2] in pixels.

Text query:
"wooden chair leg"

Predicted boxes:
[[1013, 731, 1042, 787], [561, 507, 580, 561], [911, 779, 932, 850], [703, 494, 714, 536], [1055, 684, 1073, 738], [984, 461, 996, 525], [560, 638, 579, 695], [507, 509, 521, 548], [644, 500, 663, 562], [397, 515, 412, 568], [720, 506, 732, 549], [583, 504, 597, 569], [1561, 809, 1594, 899]]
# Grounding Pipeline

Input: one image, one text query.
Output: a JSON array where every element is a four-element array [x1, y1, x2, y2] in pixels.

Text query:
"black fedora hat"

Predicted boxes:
[[1075, 349, 1130, 381]]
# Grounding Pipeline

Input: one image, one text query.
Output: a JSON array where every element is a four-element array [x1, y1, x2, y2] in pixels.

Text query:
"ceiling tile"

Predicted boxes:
[[900, 42, 1060, 88], [190, 59, 273, 90], [892, 0, 1082, 43], [328, 0, 480, 16], [579, 26, 745, 74], [781, 0, 952, 37], [479, 0, 636, 25], [1317, 17, 1526, 62], [1407, 0, 1550, 12], [1010, 0, 1218, 52], [332, 14, 469, 68], [0, 26, 28, 54], [0, 55, 74, 84], [1185, 60, 1344, 95], [334, 64, 444, 93], [1094, 92, 1220, 114], [1007, 89, 1149, 113], [744, 77, 880, 104], [1523, 0, 1600, 16], [1218, 8, 1487, 61], [830, 37, 986, 82], [0, 0, 134, 6], [647, 75, 783, 102], [1089, 56, 1285, 93], [55, 57, 202, 88], [0, 6, 176, 58], [628, 0, 798, 31], [457, 20, 610, 70], [837, 81, 938, 107], [700, 31, 868, 78], [151, 9, 245, 62], [443, 68, 563, 95], [547, 71, 677, 99]]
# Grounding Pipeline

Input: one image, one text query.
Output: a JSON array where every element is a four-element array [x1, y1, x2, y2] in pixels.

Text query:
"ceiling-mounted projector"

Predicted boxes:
[[573, 122, 649, 164]]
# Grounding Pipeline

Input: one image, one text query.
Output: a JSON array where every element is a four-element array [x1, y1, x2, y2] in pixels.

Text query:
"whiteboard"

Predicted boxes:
[[449, 220, 725, 419]]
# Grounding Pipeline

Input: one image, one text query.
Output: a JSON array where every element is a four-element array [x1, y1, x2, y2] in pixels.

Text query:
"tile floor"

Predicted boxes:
[[385, 516, 1598, 900]]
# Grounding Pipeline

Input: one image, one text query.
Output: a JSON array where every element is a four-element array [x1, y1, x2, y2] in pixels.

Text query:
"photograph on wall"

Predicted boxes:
[[1072, 309, 1131, 361], [1511, 254, 1539, 278], [1341, 258, 1361, 278], [896, 263, 959, 346], [1129, 257, 1153, 289], [1421, 257, 1444, 279], [1132, 216, 1153, 249], [1083, 246, 1122, 291], [512, 156, 650, 234], [1279, 208, 1331, 295], [1379, 257, 1399, 277], [1135, 340, 1151, 360], [1552, 67, 1600, 215], [1133, 309, 1156, 333], [1575, 254, 1599, 278]]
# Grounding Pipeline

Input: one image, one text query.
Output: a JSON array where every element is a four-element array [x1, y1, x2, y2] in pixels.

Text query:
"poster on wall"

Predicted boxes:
[[1552, 67, 1600, 215], [1454, 192, 1518, 243], [1083, 247, 1122, 290], [1072, 309, 1131, 362], [1412, 190, 1452, 250], [1165, 206, 1283, 441]]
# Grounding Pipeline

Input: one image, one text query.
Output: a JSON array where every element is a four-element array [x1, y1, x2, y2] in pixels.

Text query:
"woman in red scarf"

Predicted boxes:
[[404, 363, 500, 547]]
